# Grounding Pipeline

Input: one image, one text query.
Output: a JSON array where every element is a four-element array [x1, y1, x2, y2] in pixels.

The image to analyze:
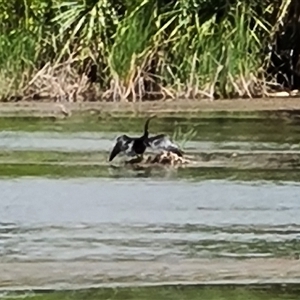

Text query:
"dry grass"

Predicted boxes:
[[124, 151, 193, 168], [3, 58, 298, 103], [20, 57, 98, 102], [1, 0, 299, 102], [146, 151, 192, 166]]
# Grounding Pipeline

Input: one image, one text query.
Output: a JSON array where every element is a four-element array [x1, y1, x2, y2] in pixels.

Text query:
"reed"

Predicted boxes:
[[0, 0, 295, 101], [172, 125, 198, 149]]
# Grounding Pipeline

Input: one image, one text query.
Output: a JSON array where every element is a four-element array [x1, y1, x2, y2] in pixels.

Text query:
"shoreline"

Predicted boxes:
[[0, 98, 300, 117]]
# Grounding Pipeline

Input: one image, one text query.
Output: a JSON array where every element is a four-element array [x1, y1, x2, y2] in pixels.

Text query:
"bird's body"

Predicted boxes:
[[108, 116, 183, 162], [108, 116, 153, 162], [109, 135, 147, 161]]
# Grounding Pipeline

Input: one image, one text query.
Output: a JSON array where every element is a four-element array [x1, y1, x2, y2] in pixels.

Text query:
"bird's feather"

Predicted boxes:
[[108, 115, 184, 163], [146, 134, 183, 157], [109, 135, 133, 161]]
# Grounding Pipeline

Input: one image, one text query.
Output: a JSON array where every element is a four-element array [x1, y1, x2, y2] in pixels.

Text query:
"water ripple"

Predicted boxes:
[[1, 178, 300, 262]]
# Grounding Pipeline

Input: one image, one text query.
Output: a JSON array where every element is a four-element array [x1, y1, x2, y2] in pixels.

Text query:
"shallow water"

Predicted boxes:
[[1, 114, 300, 143], [1, 131, 300, 152], [1, 115, 300, 292]]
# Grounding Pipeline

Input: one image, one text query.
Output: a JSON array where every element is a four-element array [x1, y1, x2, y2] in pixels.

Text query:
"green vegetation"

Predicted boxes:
[[2, 285, 300, 300], [0, 0, 294, 101], [172, 124, 198, 149]]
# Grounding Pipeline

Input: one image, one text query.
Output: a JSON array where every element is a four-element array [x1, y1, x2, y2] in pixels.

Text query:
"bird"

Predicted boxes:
[[146, 134, 183, 157], [108, 115, 155, 162], [108, 115, 183, 162]]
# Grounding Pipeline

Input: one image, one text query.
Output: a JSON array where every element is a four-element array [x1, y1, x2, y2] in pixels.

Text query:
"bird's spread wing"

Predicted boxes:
[[146, 134, 183, 157], [109, 135, 133, 161]]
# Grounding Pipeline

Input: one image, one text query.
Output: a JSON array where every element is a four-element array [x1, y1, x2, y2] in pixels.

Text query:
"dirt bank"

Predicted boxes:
[[1, 98, 300, 117]]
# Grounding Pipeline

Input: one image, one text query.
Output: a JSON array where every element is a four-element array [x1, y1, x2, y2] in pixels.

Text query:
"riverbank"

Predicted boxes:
[[1, 98, 300, 118]]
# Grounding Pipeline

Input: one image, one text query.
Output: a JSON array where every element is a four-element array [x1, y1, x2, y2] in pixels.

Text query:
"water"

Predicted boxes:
[[2, 285, 300, 300], [1, 115, 300, 295], [3, 285, 300, 300], [1, 130, 300, 152], [1, 179, 300, 264]]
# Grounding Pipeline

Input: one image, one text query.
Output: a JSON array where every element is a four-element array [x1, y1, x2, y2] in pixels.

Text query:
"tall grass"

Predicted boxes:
[[0, 0, 294, 101]]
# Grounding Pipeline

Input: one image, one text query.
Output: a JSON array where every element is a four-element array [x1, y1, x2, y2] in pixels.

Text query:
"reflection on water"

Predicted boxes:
[[1, 114, 300, 144], [1, 223, 300, 262], [0, 131, 300, 152], [1, 179, 300, 263]]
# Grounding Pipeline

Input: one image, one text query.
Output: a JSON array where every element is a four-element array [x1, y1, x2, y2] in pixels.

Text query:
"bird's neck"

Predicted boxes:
[[142, 130, 149, 139]]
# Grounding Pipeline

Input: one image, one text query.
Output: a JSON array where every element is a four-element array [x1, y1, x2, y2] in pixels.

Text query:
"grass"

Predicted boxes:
[[172, 125, 198, 149], [0, 0, 296, 101]]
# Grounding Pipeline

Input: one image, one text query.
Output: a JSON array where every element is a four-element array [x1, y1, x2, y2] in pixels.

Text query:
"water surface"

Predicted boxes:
[[1, 179, 300, 263], [1, 115, 300, 143], [1, 131, 300, 152], [1, 115, 300, 291]]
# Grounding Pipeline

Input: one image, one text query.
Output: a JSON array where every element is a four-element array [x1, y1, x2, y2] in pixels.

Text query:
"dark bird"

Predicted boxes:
[[108, 116, 155, 162], [108, 116, 183, 162]]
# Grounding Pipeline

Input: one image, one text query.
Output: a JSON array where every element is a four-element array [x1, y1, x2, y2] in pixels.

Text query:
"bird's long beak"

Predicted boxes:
[[149, 114, 157, 121], [109, 143, 121, 162]]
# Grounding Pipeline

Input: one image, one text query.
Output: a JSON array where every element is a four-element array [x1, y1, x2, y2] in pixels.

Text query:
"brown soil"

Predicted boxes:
[[1, 98, 300, 117], [124, 152, 191, 167]]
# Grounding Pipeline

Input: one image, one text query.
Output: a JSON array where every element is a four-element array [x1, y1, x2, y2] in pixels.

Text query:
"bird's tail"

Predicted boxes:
[[143, 115, 156, 138]]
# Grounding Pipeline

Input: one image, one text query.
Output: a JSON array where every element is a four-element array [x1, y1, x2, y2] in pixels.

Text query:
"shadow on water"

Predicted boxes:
[[3, 285, 300, 300]]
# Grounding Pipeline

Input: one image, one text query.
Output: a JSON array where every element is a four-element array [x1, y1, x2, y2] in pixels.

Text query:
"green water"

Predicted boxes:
[[0, 149, 299, 181], [1, 114, 300, 143], [2, 163, 300, 182], [3, 285, 300, 300], [0, 113, 300, 180]]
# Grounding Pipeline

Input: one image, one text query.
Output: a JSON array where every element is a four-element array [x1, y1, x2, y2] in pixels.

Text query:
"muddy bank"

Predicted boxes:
[[1, 259, 300, 290], [1, 98, 300, 117]]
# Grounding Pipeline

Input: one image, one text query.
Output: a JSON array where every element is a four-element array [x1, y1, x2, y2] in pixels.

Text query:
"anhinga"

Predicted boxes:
[[108, 116, 183, 162]]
